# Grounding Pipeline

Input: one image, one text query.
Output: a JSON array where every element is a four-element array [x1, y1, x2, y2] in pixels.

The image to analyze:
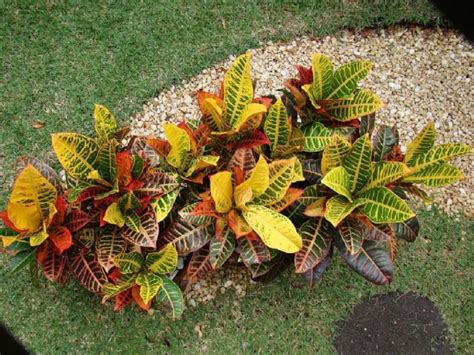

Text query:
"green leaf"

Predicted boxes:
[[120, 207, 159, 248], [301, 122, 334, 152], [371, 125, 399, 161], [358, 187, 415, 224], [113, 251, 144, 274], [156, 277, 184, 319], [321, 166, 352, 201], [343, 134, 372, 193], [264, 98, 290, 151], [146, 243, 178, 274], [328, 60, 372, 99], [391, 216, 419, 242], [124, 210, 142, 232], [209, 226, 236, 269], [294, 218, 333, 273], [403, 162, 464, 187], [309, 53, 334, 100], [96, 140, 117, 182], [326, 89, 383, 121], [119, 192, 141, 212], [10, 248, 36, 273], [336, 238, 393, 285], [136, 272, 163, 304]]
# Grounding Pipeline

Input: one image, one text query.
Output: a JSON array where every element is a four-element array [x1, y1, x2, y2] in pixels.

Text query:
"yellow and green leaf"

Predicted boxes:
[[94, 104, 118, 140], [103, 202, 125, 228], [210, 171, 234, 213], [309, 53, 334, 100], [405, 121, 436, 164], [146, 243, 178, 274], [234, 155, 269, 201], [113, 251, 144, 274], [407, 143, 472, 173], [403, 162, 464, 187], [324, 196, 367, 227], [124, 210, 142, 233], [102, 273, 137, 301], [326, 89, 383, 121], [328, 60, 372, 99], [163, 123, 191, 169], [321, 134, 351, 175], [301, 122, 334, 152], [360, 162, 409, 193], [321, 166, 352, 201], [252, 157, 296, 206], [136, 272, 163, 304], [7, 165, 58, 232], [223, 52, 253, 127], [203, 97, 226, 131], [51, 133, 100, 180], [242, 205, 302, 253], [358, 187, 415, 224], [156, 277, 184, 319], [263, 98, 291, 151], [151, 190, 179, 223], [233, 102, 266, 131], [343, 134, 372, 193]]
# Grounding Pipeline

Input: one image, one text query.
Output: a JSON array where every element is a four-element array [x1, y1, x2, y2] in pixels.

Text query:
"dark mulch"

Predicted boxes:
[[334, 291, 452, 354]]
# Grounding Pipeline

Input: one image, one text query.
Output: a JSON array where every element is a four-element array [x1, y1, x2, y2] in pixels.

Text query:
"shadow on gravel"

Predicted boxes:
[[334, 291, 452, 354]]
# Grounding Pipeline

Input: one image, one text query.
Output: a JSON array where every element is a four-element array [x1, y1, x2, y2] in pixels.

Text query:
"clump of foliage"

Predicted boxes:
[[1, 52, 471, 317]]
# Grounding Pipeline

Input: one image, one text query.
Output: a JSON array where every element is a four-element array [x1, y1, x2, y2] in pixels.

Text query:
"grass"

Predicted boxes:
[[0, 0, 443, 198], [3, 1, 471, 354], [1, 209, 472, 353]]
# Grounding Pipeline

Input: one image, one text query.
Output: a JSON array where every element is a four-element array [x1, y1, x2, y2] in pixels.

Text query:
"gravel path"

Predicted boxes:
[[131, 27, 473, 306]]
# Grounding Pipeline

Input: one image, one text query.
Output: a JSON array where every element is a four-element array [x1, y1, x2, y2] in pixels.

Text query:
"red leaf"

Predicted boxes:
[[37, 242, 66, 282], [49, 226, 73, 254], [114, 288, 133, 312], [108, 268, 121, 282], [63, 209, 91, 233], [296, 65, 313, 86], [75, 186, 107, 203], [184, 247, 213, 282], [193, 124, 211, 147], [51, 195, 67, 226], [253, 96, 273, 109], [145, 137, 169, 156], [116, 151, 133, 187], [228, 130, 269, 150], [69, 252, 107, 294]]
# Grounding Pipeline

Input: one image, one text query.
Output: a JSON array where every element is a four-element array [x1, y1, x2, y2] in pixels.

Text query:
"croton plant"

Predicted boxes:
[[1, 52, 471, 318]]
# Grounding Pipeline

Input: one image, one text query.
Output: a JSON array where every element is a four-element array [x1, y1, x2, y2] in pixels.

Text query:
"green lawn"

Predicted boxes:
[[3, 1, 472, 354], [1, 209, 472, 353]]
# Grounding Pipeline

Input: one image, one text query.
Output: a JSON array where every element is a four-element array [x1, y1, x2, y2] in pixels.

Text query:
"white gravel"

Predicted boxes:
[[131, 27, 473, 306]]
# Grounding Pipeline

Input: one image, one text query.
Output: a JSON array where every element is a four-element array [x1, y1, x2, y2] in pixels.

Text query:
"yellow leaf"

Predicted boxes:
[[86, 169, 112, 187], [302, 84, 321, 109], [29, 222, 49, 246], [136, 273, 163, 305], [94, 104, 118, 140], [234, 186, 253, 211], [242, 205, 302, 253], [321, 166, 353, 201], [224, 52, 253, 127], [7, 165, 57, 232], [146, 243, 178, 274], [210, 171, 234, 213], [51, 133, 100, 180], [203, 97, 226, 131], [321, 134, 351, 175], [103, 202, 125, 228], [234, 155, 269, 202], [163, 123, 191, 169], [304, 197, 327, 217], [233, 103, 266, 131]]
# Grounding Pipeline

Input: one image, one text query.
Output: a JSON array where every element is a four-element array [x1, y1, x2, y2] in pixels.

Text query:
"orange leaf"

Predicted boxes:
[[116, 151, 132, 187], [227, 209, 252, 238], [190, 200, 219, 218], [145, 137, 169, 156], [114, 289, 133, 312], [49, 226, 73, 254], [132, 285, 151, 311]]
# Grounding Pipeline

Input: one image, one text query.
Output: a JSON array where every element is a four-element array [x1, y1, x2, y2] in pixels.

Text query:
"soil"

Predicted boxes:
[[334, 291, 452, 354]]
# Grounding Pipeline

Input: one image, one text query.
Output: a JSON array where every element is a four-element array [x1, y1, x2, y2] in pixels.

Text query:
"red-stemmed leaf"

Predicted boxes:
[[69, 251, 107, 293], [136, 171, 179, 198], [96, 227, 126, 272], [116, 151, 133, 187], [161, 218, 213, 256], [64, 209, 92, 233], [238, 232, 272, 267], [301, 252, 332, 288], [184, 246, 213, 282], [189, 200, 220, 218], [37, 242, 66, 282], [228, 130, 269, 150], [390, 216, 419, 242], [120, 207, 159, 248], [227, 148, 256, 174], [294, 218, 333, 273], [114, 288, 133, 312]]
